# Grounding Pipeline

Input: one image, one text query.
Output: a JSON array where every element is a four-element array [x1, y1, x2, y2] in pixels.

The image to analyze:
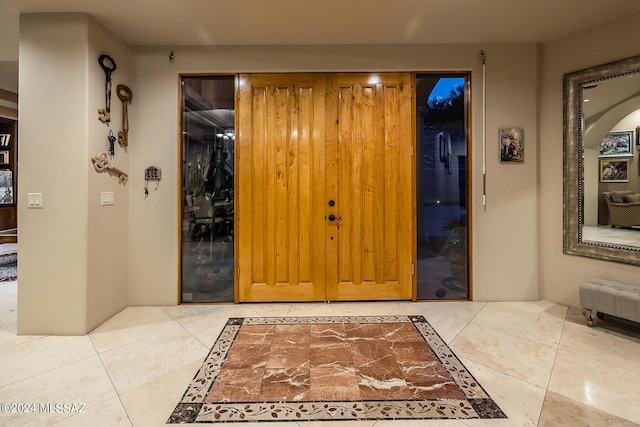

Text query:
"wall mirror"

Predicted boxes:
[[564, 55, 640, 265]]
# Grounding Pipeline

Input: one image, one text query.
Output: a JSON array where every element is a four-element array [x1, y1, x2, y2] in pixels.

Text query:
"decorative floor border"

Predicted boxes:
[[168, 315, 506, 423]]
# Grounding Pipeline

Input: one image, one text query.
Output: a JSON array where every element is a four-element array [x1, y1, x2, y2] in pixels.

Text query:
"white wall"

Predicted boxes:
[[540, 11, 640, 308], [86, 16, 131, 332], [584, 148, 599, 225], [18, 14, 90, 334], [18, 14, 130, 335], [16, 15, 545, 333], [0, 1, 19, 93], [14, 8, 640, 334], [129, 43, 540, 305]]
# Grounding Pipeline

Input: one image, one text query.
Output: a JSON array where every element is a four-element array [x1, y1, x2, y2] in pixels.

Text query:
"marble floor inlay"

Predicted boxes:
[[167, 315, 506, 423]]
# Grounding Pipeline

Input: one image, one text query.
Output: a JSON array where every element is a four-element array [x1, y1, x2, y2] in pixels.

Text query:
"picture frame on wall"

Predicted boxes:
[[499, 127, 524, 162], [0, 169, 13, 204], [598, 130, 634, 157], [600, 159, 629, 183]]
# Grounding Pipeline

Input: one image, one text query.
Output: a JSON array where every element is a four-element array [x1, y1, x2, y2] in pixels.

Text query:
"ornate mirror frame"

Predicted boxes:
[[563, 55, 640, 266]]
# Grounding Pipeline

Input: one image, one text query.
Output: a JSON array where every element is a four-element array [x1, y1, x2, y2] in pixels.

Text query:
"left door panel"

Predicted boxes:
[[237, 74, 327, 302]]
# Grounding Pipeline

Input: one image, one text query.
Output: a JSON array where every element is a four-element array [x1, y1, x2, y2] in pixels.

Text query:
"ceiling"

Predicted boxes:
[[1, 0, 640, 92], [5, 0, 640, 46]]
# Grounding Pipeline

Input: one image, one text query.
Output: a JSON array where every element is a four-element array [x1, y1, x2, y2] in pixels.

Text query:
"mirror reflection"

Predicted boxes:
[[581, 72, 640, 247], [564, 55, 640, 266]]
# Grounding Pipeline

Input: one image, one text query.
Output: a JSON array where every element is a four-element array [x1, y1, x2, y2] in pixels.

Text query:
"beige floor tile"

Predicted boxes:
[[471, 302, 565, 348], [538, 391, 640, 427], [90, 306, 170, 333], [566, 307, 640, 343], [0, 330, 44, 350], [51, 397, 132, 427], [0, 282, 43, 349], [459, 357, 546, 427], [391, 303, 469, 344], [120, 360, 203, 427], [375, 421, 468, 427], [0, 296, 637, 427], [560, 320, 640, 374], [100, 327, 208, 394], [162, 303, 257, 326], [179, 315, 233, 348], [0, 356, 117, 426], [0, 335, 96, 387], [298, 422, 377, 427], [0, 282, 17, 325], [497, 300, 568, 318], [90, 306, 181, 354], [240, 302, 333, 317], [451, 323, 556, 388], [419, 301, 487, 322], [165, 304, 262, 347], [549, 349, 640, 424], [316, 301, 407, 317]]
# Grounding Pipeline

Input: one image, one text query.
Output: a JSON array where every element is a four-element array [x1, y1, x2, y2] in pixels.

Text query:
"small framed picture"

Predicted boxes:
[[0, 151, 9, 164], [600, 159, 629, 182], [599, 130, 634, 157], [499, 127, 524, 162], [0, 169, 13, 204]]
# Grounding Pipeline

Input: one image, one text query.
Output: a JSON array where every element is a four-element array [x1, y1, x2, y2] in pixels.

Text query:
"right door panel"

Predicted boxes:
[[325, 73, 414, 301]]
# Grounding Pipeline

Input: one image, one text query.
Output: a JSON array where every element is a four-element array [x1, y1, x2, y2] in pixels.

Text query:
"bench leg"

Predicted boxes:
[[582, 308, 594, 326]]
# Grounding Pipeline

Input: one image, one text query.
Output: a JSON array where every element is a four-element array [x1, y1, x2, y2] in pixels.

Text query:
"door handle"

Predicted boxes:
[[328, 214, 341, 222]]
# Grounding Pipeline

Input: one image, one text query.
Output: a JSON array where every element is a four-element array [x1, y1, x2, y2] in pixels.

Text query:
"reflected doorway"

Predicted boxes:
[[180, 76, 235, 303], [416, 75, 470, 300]]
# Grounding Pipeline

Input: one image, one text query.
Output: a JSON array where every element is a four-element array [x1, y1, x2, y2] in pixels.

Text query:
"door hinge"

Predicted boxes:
[[411, 263, 415, 275]]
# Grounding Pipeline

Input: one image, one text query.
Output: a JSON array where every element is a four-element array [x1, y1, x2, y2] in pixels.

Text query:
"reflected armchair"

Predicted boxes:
[[602, 190, 640, 228]]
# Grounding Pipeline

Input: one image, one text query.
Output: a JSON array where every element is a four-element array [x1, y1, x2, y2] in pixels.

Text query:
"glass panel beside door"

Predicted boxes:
[[415, 74, 470, 300], [180, 76, 235, 303]]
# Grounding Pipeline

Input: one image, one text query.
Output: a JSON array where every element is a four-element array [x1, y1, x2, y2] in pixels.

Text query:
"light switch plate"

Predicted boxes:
[[27, 193, 43, 209], [101, 191, 114, 206]]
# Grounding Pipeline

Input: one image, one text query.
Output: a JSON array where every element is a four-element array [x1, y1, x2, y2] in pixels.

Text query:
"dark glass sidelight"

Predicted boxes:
[[416, 75, 469, 300], [180, 76, 235, 302]]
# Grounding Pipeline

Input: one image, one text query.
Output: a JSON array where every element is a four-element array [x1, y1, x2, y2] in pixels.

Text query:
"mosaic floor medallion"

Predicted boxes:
[[168, 315, 506, 423]]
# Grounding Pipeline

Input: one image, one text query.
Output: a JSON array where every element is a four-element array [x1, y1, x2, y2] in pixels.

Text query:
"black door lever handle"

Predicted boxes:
[[328, 214, 341, 221]]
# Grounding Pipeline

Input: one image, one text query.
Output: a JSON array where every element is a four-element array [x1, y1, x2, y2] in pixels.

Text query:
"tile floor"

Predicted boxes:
[[1, 281, 640, 426], [582, 225, 640, 247], [169, 315, 504, 423]]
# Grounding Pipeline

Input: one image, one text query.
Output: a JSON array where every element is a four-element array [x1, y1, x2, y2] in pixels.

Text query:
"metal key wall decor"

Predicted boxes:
[[91, 152, 128, 184], [108, 130, 116, 156], [97, 54, 117, 124], [117, 84, 132, 146]]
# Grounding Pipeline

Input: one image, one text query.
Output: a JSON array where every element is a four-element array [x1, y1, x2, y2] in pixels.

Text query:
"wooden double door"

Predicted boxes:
[[237, 73, 413, 302]]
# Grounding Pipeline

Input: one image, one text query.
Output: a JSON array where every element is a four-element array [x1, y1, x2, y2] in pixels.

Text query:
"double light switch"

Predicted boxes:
[[27, 193, 43, 208]]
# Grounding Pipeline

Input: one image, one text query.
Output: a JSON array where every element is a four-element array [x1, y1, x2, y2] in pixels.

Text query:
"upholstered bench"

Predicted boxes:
[[580, 279, 640, 326]]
